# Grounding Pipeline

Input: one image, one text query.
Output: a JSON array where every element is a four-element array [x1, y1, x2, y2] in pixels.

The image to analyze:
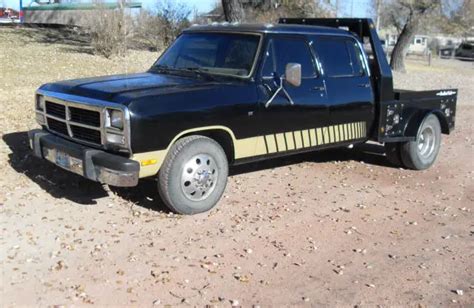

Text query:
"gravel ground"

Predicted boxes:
[[1, 27, 473, 306]]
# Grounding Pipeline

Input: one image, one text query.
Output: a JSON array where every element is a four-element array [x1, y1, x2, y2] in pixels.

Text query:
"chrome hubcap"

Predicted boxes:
[[181, 154, 218, 201], [417, 126, 435, 158]]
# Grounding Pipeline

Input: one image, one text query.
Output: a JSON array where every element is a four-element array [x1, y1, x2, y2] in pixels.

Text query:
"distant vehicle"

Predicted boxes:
[[0, 7, 19, 20], [455, 42, 474, 60], [439, 45, 456, 59], [29, 18, 458, 214]]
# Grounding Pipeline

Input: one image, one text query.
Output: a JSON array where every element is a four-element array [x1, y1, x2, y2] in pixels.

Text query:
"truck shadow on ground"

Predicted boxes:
[[3, 131, 394, 212]]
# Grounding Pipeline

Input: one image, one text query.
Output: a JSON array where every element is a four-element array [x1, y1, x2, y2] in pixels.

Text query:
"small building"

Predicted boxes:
[[382, 33, 430, 55], [22, 1, 141, 26]]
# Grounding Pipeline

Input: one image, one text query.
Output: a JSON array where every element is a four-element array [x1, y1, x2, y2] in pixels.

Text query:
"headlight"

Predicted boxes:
[[36, 94, 45, 111], [107, 109, 123, 130]]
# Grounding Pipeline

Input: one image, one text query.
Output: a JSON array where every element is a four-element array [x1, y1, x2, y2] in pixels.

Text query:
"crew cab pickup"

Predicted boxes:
[[29, 18, 457, 214]]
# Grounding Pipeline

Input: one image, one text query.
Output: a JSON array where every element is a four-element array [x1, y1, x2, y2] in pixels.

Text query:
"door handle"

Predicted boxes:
[[358, 83, 370, 88], [312, 86, 325, 91]]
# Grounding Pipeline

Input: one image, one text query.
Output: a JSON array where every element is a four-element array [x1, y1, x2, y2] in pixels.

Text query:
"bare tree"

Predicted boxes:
[[250, 0, 333, 22], [85, 0, 133, 58], [221, 0, 245, 22], [135, 0, 191, 51], [387, 0, 439, 72]]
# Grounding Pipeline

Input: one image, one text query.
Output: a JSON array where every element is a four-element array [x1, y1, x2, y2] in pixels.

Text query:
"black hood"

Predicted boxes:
[[39, 72, 219, 104]]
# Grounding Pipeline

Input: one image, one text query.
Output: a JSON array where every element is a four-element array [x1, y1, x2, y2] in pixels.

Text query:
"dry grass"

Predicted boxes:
[[0, 26, 157, 134]]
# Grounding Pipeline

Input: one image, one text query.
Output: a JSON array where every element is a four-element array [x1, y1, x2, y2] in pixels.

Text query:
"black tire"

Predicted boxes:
[[384, 142, 403, 167], [400, 114, 441, 170], [158, 135, 228, 215]]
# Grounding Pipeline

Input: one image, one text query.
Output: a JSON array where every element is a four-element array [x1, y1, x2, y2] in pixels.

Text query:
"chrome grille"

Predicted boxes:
[[69, 106, 101, 127], [46, 101, 66, 119], [71, 126, 101, 144], [43, 99, 103, 147], [47, 118, 68, 135]]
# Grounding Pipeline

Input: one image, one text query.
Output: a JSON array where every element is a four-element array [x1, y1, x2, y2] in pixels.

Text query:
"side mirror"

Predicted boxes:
[[285, 63, 302, 87]]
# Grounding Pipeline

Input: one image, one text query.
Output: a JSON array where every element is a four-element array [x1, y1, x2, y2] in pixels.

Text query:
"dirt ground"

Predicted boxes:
[[1, 26, 473, 307]]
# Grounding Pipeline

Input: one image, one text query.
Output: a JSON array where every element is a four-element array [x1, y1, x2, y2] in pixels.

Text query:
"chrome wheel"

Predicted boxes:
[[181, 154, 218, 201], [417, 125, 435, 158]]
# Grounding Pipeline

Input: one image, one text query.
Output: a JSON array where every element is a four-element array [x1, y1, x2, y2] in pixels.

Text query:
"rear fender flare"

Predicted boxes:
[[403, 109, 449, 138]]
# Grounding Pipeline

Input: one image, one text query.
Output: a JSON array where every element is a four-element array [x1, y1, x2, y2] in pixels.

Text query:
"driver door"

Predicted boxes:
[[256, 35, 329, 155]]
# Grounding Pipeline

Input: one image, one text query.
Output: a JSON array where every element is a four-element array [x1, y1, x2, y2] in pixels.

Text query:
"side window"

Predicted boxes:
[[346, 40, 366, 76], [262, 41, 276, 76], [315, 38, 353, 77], [262, 37, 316, 78]]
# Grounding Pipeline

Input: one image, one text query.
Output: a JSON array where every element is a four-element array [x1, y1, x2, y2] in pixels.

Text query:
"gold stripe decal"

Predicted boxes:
[[132, 121, 367, 178]]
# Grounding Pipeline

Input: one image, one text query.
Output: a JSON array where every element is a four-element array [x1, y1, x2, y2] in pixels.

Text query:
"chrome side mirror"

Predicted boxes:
[[285, 63, 302, 87]]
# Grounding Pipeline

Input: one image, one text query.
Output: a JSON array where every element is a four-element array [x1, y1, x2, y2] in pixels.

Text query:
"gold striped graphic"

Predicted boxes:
[[133, 121, 367, 178]]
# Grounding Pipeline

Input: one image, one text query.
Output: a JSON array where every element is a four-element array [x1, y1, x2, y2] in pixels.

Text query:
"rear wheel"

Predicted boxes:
[[400, 114, 441, 170], [158, 135, 228, 215]]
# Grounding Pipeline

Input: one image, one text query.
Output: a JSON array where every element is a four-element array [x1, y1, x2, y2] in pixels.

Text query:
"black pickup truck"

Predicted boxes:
[[29, 18, 457, 214]]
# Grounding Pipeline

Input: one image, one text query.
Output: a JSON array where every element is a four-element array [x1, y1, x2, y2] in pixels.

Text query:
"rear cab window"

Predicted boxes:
[[313, 36, 367, 78]]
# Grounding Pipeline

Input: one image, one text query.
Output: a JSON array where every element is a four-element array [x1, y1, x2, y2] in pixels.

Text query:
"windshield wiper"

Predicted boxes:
[[182, 67, 219, 81], [151, 64, 175, 73], [151, 65, 218, 81]]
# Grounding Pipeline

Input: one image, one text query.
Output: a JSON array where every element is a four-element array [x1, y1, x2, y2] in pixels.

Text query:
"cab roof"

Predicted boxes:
[[184, 23, 352, 37]]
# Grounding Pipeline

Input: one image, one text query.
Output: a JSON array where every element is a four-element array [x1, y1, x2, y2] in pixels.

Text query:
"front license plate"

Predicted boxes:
[[55, 151, 70, 169]]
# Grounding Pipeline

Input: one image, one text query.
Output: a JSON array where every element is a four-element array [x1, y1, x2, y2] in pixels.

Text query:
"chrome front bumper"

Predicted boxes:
[[28, 129, 139, 187]]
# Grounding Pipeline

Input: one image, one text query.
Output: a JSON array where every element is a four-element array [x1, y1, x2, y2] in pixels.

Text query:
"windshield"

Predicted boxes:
[[153, 32, 261, 78]]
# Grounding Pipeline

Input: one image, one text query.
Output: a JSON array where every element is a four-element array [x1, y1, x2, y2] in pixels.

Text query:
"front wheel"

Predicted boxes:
[[158, 135, 228, 215], [400, 114, 442, 170]]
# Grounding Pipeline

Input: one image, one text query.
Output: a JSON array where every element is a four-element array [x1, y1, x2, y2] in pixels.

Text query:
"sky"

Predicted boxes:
[[2, 0, 372, 18]]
